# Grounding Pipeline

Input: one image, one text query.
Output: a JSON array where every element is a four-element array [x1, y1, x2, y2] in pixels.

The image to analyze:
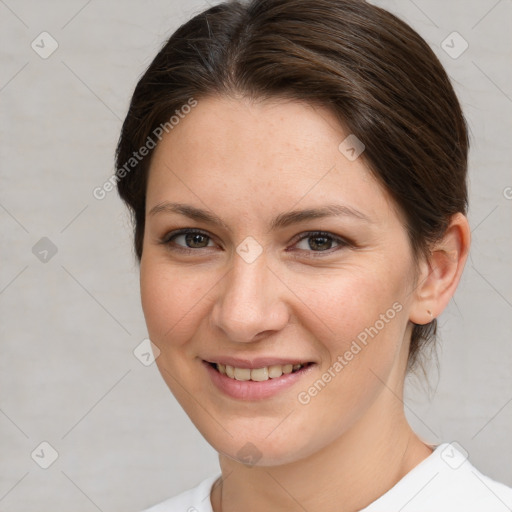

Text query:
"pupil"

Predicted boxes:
[[310, 236, 331, 251], [187, 233, 207, 248]]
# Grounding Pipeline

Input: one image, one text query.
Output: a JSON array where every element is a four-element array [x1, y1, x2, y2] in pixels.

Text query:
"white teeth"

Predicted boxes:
[[268, 365, 283, 378], [234, 367, 251, 380], [282, 364, 293, 374], [250, 367, 268, 381], [215, 362, 306, 381]]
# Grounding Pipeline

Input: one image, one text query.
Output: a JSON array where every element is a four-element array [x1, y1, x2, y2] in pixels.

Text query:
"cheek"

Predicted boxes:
[[140, 258, 187, 342], [293, 281, 407, 438], [140, 260, 168, 339], [140, 256, 219, 351], [295, 264, 407, 347], [294, 262, 410, 404]]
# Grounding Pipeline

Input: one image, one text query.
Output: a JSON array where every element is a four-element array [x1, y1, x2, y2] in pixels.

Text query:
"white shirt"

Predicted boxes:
[[142, 442, 512, 511]]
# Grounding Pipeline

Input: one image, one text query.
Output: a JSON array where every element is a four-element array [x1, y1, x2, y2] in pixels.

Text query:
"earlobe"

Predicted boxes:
[[409, 213, 471, 325]]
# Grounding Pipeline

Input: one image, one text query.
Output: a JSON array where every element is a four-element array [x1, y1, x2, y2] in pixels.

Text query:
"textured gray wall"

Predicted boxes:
[[1, 0, 511, 510]]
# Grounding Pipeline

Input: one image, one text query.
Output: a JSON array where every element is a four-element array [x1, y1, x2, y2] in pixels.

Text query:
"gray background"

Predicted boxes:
[[1, 0, 511, 510]]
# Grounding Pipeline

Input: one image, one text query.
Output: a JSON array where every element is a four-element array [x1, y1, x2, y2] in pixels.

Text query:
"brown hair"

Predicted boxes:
[[115, 0, 469, 372]]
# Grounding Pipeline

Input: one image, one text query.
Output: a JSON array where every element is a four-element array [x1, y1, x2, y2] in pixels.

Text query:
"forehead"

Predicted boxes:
[[146, 95, 400, 226], [152, 95, 352, 167]]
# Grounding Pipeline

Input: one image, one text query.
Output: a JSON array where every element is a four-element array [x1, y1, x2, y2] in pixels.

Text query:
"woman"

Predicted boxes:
[[115, 0, 512, 510]]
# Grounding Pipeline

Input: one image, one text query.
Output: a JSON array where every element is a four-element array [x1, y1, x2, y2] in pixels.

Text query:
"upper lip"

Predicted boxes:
[[203, 356, 314, 369]]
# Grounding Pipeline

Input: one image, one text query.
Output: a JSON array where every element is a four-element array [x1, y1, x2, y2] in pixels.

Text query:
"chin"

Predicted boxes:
[[203, 424, 325, 468], [221, 444, 304, 467]]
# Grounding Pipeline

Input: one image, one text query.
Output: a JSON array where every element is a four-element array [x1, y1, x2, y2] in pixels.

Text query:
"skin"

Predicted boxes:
[[140, 95, 471, 512]]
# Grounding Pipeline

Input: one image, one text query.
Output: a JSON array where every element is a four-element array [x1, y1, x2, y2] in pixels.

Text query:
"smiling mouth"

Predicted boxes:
[[207, 361, 314, 381]]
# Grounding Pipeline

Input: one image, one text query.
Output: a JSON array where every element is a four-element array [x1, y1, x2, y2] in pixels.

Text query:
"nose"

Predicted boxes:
[[210, 252, 290, 343]]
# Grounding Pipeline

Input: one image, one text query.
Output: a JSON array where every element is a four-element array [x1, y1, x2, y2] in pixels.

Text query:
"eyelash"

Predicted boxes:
[[159, 228, 351, 257]]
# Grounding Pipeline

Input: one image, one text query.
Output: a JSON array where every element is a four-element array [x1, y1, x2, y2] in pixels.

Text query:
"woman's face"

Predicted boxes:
[[140, 96, 420, 466]]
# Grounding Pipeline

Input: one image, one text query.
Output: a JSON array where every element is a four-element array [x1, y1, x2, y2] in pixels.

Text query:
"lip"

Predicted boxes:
[[203, 360, 316, 400]]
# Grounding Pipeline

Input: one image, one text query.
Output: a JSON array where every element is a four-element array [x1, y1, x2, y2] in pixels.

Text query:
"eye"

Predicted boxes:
[[291, 231, 350, 256], [160, 229, 350, 256], [160, 229, 216, 252]]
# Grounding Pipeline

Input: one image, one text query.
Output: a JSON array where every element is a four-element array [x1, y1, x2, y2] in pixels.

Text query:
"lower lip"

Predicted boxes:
[[203, 360, 316, 400]]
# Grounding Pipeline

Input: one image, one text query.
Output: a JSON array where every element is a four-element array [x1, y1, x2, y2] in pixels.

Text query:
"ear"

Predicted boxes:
[[409, 213, 471, 325]]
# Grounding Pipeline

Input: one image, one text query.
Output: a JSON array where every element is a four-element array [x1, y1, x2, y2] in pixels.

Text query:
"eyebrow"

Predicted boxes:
[[148, 201, 372, 232]]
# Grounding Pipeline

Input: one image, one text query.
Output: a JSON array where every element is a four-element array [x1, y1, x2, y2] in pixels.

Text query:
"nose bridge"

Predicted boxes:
[[211, 250, 288, 342]]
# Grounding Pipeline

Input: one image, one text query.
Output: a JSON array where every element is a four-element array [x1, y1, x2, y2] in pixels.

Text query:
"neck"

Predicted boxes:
[[211, 397, 433, 512]]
